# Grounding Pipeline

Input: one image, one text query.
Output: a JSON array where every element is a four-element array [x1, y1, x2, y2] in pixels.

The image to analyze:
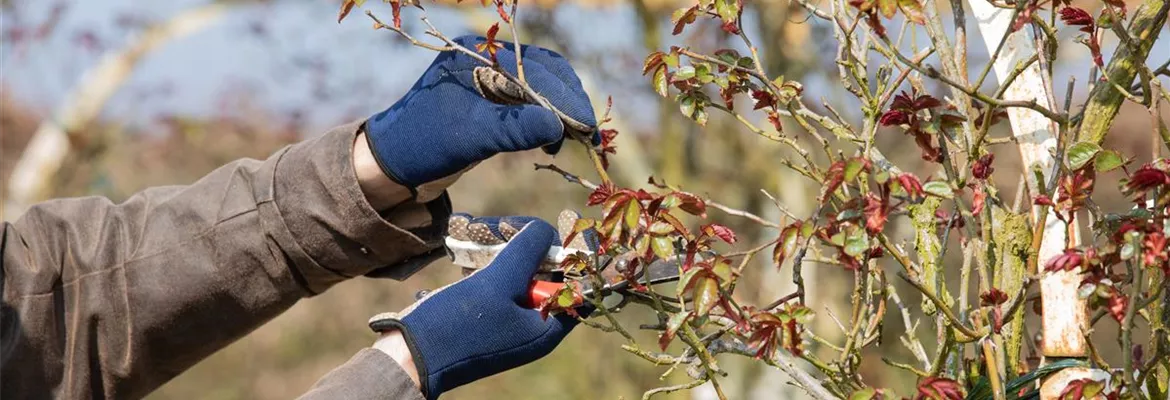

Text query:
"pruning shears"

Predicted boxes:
[[443, 236, 684, 309]]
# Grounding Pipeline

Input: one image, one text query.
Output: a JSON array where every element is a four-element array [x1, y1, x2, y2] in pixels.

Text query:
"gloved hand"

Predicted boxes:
[[368, 216, 589, 399], [365, 36, 599, 199]]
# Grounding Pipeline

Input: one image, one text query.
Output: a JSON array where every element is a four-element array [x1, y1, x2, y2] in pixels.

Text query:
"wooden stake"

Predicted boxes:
[[966, 0, 1092, 398]]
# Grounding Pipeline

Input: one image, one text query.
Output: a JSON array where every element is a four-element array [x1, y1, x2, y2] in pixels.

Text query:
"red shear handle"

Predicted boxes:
[[526, 280, 583, 308]]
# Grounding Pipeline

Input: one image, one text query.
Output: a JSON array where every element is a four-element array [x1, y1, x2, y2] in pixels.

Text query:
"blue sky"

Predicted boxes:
[[2, 0, 1167, 135], [1, 0, 650, 132]]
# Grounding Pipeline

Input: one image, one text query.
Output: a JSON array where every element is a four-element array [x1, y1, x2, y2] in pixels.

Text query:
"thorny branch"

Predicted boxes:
[[533, 163, 780, 228], [350, 0, 1170, 396]]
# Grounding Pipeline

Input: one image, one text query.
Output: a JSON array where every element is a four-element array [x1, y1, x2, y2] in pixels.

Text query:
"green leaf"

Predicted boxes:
[[897, 0, 926, 24], [692, 276, 719, 315], [652, 236, 675, 259], [923, 181, 954, 199], [830, 231, 847, 247], [715, 50, 740, 65], [919, 118, 941, 135], [556, 288, 577, 307], [623, 200, 642, 232], [1000, 359, 1088, 400], [695, 63, 713, 83], [966, 376, 992, 400], [845, 158, 867, 182], [573, 218, 595, 234], [562, 217, 594, 247], [1096, 9, 1116, 28], [711, 258, 733, 283], [1066, 142, 1102, 170], [679, 95, 696, 118], [634, 233, 650, 256], [671, 6, 688, 23], [649, 221, 675, 235], [659, 194, 679, 210], [666, 310, 690, 332], [874, 170, 890, 184], [677, 267, 704, 296], [1081, 381, 1105, 399], [777, 81, 803, 102], [844, 231, 869, 257], [674, 65, 696, 81], [660, 211, 692, 238], [850, 388, 877, 400], [715, 0, 739, 23], [659, 311, 692, 350], [693, 107, 709, 126], [1094, 149, 1124, 172], [713, 75, 729, 89], [605, 215, 623, 241], [1145, 371, 1168, 400], [800, 220, 815, 238], [774, 224, 801, 265], [790, 306, 814, 324], [600, 196, 627, 234], [652, 66, 669, 97], [663, 52, 680, 68]]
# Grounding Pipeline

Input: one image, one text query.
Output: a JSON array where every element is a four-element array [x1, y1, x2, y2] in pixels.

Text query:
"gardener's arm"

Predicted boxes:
[[297, 330, 425, 400], [0, 119, 450, 398], [1, 35, 594, 400]]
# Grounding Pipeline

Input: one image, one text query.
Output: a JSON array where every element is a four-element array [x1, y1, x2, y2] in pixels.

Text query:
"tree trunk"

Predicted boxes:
[[967, 0, 1089, 397]]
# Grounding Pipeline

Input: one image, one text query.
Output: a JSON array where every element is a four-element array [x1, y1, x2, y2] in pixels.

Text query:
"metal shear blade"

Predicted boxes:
[[445, 236, 684, 309], [443, 236, 588, 271], [541, 256, 684, 310]]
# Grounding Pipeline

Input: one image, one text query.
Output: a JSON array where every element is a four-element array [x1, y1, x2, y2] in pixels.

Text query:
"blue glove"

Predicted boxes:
[[368, 217, 587, 399], [365, 35, 599, 191]]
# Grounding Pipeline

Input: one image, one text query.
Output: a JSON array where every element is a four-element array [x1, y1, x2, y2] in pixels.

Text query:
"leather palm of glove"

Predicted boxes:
[[368, 214, 596, 399], [365, 35, 599, 201]]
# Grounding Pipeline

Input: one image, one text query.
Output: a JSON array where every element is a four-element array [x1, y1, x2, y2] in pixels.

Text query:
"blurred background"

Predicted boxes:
[[1, 0, 1166, 398]]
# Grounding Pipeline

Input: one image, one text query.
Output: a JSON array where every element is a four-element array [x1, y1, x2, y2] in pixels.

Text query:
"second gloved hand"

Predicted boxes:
[[368, 217, 587, 400], [365, 36, 599, 198]]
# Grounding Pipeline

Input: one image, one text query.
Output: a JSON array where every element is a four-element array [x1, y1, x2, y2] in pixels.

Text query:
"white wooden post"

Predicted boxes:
[[966, 0, 1094, 398]]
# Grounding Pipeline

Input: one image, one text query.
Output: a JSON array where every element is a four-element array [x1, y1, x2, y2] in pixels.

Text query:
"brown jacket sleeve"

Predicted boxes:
[[297, 349, 426, 400], [1, 121, 446, 399]]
